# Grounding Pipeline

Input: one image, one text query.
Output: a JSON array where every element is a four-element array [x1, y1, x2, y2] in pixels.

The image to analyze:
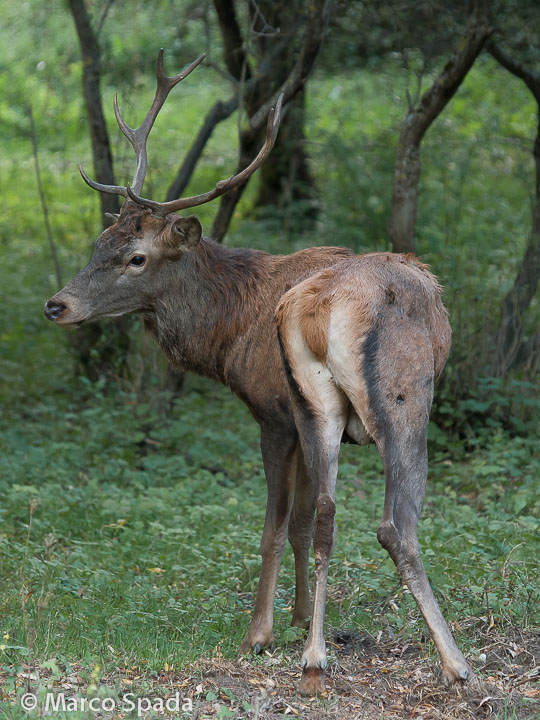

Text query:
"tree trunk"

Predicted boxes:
[[213, 0, 251, 84], [68, 0, 119, 227], [68, 0, 132, 382], [253, 1, 317, 216], [388, 141, 422, 254], [256, 87, 316, 215], [389, 4, 492, 254], [210, 0, 328, 242], [488, 42, 540, 376]]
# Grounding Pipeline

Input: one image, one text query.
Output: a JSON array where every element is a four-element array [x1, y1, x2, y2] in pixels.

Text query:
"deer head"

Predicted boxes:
[[44, 50, 282, 326], [44, 204, 204, 325]]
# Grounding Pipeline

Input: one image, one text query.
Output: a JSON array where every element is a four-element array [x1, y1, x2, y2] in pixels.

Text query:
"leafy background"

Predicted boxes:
[[0, 1, 539, 718]]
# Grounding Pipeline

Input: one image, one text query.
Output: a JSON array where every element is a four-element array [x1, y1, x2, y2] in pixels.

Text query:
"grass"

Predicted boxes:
[[1, 3, 540, 716], [1, 376, 539, 718]]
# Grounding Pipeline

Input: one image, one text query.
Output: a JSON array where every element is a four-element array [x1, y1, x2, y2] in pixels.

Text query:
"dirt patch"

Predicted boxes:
[[188, 628, 539, 719], [2, 629, 538, 718]]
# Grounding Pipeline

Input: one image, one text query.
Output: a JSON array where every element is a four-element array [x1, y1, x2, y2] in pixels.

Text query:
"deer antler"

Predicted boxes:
[[126, 93, 283, 216], [80, 49, 283, 217], [80, 50, 206, 197]]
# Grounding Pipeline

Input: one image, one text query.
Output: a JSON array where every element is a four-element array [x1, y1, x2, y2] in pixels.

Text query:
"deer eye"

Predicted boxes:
[[129, 255, 146, 267]]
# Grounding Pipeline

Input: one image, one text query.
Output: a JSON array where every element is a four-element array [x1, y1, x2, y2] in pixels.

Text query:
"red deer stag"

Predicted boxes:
[[45, 51, 471, 695]]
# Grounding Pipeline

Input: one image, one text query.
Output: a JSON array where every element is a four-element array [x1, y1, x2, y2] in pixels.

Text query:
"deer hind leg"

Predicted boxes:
[[351, 323, 473, 685], [288, 449, 315, 628], [239, 428, 297, 655], [277, 319, 348, 695]]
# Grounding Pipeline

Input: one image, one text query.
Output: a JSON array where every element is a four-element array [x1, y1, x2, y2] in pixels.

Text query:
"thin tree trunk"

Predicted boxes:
[[209, 0, 254, 241], [68, 0, 119, 227], [28, 105, 62, 289], [213, 0, 251, 84], [389, 4, 492, 254], [487, 42, 540, 376]]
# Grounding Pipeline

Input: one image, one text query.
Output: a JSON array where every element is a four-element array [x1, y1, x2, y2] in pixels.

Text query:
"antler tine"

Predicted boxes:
[[114, 51, 206, 194], [79, 165, 128, 197], [126, 92, 284, 216], [80, 50, 205, 199]]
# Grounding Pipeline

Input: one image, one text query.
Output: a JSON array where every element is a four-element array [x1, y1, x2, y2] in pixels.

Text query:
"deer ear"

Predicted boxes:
[[170, 216, 202, 251]]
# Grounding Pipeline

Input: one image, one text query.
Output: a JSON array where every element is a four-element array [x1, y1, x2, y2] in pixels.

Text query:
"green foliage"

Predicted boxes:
[[0, 379, 262, 666], [1, 2, 539, 713], [434, 377, 540, 446], [1, 379, 539, 688], [2, 2, 539, 409]]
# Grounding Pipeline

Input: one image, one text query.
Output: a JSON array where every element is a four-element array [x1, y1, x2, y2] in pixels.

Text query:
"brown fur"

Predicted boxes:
[[273, 251, 466, 694], [276, 251, 449, 382], [294, 270, 336, 365], [46, 202, 461, 696]]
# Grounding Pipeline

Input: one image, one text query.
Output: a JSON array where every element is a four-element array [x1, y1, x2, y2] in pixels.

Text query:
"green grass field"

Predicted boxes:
[[1, 375, 539, 718], [1, 3, 540, 715]]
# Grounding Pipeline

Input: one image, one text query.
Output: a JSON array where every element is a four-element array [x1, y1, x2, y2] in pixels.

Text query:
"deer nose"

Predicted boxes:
[[44, 300, 67, 321]]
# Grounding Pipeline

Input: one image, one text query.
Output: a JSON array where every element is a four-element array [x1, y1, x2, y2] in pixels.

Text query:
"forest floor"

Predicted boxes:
[[1, 379, 539, 720], [179, 626, 539, 719], [2, 626, 539, 718]]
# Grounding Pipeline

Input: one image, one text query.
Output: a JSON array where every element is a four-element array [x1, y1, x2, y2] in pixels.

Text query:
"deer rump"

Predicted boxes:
[[276, 252, 450, 451]]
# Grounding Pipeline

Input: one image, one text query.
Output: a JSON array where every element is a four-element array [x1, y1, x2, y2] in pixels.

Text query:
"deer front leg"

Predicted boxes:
[[288, 451, 314, 628], [239, 427, 297, 655]]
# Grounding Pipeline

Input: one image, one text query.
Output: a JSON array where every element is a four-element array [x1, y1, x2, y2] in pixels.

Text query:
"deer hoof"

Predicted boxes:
[[297, 667, 326, 696], [238, 633, 274, 657], [441, 660, 474, 686]]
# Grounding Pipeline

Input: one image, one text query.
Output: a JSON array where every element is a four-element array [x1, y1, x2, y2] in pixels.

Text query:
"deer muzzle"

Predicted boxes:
[[44, 299, 68, 322]]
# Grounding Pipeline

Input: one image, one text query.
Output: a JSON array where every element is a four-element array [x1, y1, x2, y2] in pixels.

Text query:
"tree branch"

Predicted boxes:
[[210, 0, 329, 242], [388, 3, 492, 253], [488, 41, 540, 100], [68, 0, 119, 227], [487, 39, 540, 375], [166, 96, 238, 201], [96, 0, 115, 36], [246, 0, 331, 138], [407, 5, 493, 144], [488, 39, 540, 201]]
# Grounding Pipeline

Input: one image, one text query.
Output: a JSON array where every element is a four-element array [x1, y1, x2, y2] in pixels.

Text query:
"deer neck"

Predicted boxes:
[[145, 238, 268, 382]]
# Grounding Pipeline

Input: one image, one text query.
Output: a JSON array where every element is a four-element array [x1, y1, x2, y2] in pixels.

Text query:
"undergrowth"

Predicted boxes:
[[1, 378, 538, 704]]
